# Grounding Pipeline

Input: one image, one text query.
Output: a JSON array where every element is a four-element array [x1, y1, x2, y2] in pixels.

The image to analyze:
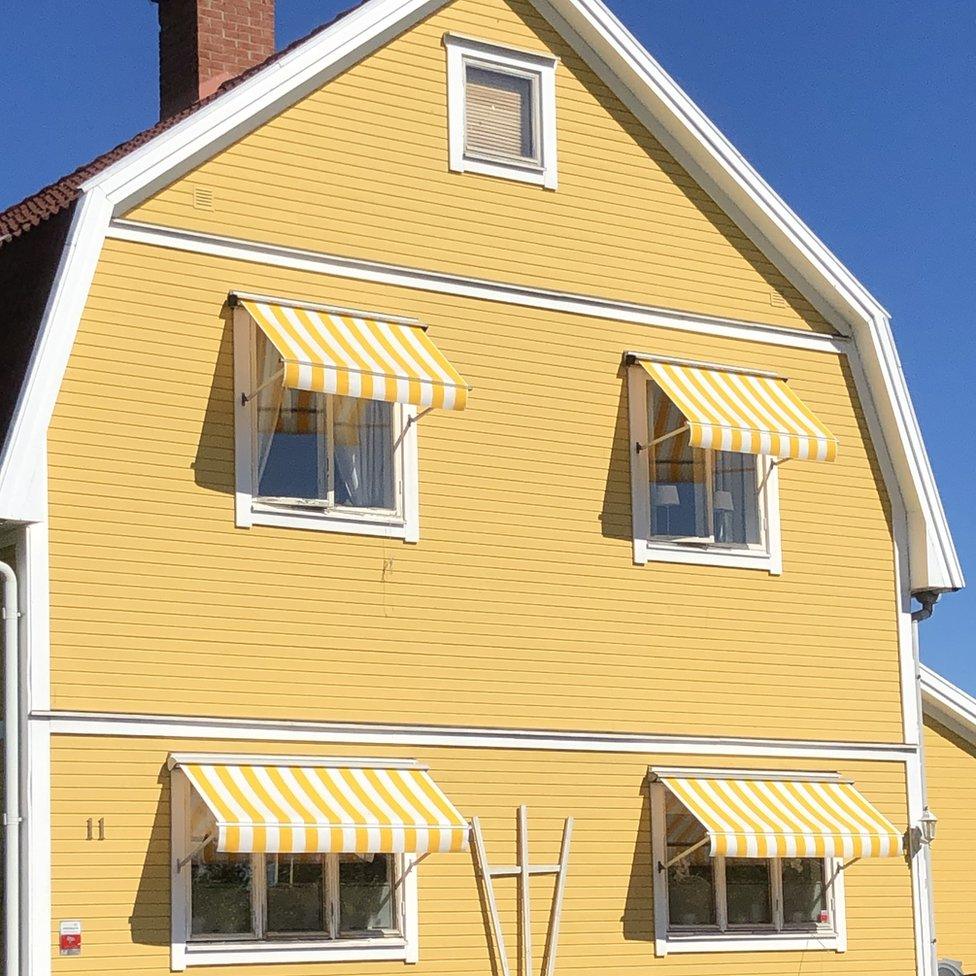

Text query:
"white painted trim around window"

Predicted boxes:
[[444, 33, 558, 189], [627, 365, 782, 573], [231, 307, 420, 542], [169, 770, 419, 970], [649, 782, 846, 956]]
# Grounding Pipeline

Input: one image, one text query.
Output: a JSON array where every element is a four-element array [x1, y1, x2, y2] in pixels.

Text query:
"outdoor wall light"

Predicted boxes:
[[918, 807, 938, 846]]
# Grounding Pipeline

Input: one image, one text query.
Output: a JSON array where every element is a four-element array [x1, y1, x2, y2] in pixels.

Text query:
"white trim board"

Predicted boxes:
[[32, 709, 917, 763], [108, 219, 849, 354], [920, 664, 976, 745], [0, 0, 960, 590]]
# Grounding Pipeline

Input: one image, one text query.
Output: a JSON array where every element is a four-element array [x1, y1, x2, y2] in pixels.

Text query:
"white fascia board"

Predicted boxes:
[[0, 0, 962, 590], [920, 665, 976, 744]]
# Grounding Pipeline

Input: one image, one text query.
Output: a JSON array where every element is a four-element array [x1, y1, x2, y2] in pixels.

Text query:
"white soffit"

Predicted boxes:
[[0, 0, 963, 591], [921, 665, 976, 745]]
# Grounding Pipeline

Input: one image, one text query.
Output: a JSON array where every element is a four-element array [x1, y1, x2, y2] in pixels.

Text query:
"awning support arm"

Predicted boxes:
[[177, 832, 216, 873], [658, 836, 708, 873], [241, 367, 284, 406], [394, 407, 434, 452], [637, 423, 688, 455]]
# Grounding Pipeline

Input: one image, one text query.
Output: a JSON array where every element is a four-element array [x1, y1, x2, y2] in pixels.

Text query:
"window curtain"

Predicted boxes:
[[332, 399, 394, 510], [254, 332, 284, 487]]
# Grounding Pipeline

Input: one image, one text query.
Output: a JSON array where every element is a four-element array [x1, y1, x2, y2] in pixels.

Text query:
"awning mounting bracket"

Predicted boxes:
[[636, 423, 688, 455]]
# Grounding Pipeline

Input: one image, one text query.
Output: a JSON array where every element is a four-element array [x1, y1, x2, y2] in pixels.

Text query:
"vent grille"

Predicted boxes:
[[193, 186, 215, 211]]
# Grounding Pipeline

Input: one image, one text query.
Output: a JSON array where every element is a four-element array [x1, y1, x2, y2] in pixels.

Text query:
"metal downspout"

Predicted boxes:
[[0, 561, 18, 976]]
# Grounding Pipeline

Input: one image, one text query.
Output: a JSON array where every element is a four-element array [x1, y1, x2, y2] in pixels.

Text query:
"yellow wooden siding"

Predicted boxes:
[[924, 715, 976, 969], [126, 0, 833, 334], [45, 238, 903, 741], [50, 733, 916, 976]]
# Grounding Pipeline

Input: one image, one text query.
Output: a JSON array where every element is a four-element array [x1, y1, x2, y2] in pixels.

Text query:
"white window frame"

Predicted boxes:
[[232, 307, 420, 542], [649, 782, 847, 956], [170, 770, 420, 970], [627, 364, 783, 573], [444, 33, 559, 189]]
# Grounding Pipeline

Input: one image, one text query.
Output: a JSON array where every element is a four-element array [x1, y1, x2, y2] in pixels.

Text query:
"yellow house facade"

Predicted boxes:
[[921, 667, 976, 976], [0, 2, 964, 976]]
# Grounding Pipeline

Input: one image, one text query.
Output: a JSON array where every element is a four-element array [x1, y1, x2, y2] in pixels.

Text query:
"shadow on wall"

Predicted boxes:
[[129, 763, 171, 947], [622, 788, 654, 942], [192, 306, 236, 496], [599, 372, 634, 543]]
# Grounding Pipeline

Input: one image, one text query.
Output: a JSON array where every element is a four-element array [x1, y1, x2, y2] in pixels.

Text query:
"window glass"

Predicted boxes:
[[266, 854, 326, 934], [782, 858, 828, 927], [465, 65, 536, 161], [666, 797, 716, 927], [257, 386, 324, 500], [712, 451, 761, 546], [338, 854, 396, 935], [649, 385, 707, 538], [191, 846, 253, 937], [253, 327, 396, 511], [725, 858, 773, 926], [332, 399, 395, 510]]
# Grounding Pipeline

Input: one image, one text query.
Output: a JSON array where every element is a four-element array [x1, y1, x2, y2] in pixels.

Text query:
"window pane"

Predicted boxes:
[[465, 65, 536, 160], [649, 385, 707, 538], [725, 858, 773, 926], [257, 385, 324, 500], [338, 854, 396, 935], [266, 854, 326, 933], [712, 451, 761, 546], [782, 858, 828, 927], [191, 847, 253, 936], [666, 796, 716, 927], [332, 398, 396, 510]]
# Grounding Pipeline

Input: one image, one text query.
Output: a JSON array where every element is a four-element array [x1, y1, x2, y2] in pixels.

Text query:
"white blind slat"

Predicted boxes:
[[465, 66, 535, 161]]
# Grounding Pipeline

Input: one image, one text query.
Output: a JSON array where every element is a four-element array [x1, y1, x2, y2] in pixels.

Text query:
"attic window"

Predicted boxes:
[[445, 33, 558, 189]]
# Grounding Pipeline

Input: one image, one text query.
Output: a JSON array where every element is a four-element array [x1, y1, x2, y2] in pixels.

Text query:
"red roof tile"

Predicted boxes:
[[0, 1, 365, 242]]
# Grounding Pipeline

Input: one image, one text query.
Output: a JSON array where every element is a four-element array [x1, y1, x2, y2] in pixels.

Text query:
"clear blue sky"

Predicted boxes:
[[3, 2, 975, 693]]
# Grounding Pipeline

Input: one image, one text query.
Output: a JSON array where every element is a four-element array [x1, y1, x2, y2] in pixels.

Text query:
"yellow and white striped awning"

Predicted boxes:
[[170, 755, 470, 855], [239, 296, 470, 411], [653, 768, 903, 859], [637, 357, 838, 462]]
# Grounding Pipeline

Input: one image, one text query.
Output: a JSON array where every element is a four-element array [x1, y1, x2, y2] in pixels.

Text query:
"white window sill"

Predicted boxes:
[[658, 931, 841, 956], [454, 154, 551, 188], [635, 538, 781, 574], [181, 938, 409, 967], [245, 502, 415, 541]]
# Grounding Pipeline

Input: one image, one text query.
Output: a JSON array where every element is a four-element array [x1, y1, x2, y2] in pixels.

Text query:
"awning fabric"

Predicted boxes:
[[174, 757, 470, 855], [638, 359, 838, 462], [655, 771, 903, 859], [241, 298, 470, 411]]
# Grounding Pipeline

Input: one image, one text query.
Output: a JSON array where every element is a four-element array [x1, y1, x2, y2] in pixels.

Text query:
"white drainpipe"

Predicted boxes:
[[0, 560, 19, 976]]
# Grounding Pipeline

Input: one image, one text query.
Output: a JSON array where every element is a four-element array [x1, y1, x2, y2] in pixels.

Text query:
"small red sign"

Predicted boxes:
[[59, 921, 82, 956], [818, 910, 830, 925]]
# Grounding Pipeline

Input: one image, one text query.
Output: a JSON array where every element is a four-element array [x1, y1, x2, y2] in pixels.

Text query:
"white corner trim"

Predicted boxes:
[[0, 188, 111, 523], [444, 33, 559, 189], [627, 365, 782, 574], [920, 664, 976, 745], [107, 220, 850, 355]]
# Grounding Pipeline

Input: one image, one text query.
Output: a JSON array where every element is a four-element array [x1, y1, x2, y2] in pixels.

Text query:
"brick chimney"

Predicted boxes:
[[154, 0, 276, 119]]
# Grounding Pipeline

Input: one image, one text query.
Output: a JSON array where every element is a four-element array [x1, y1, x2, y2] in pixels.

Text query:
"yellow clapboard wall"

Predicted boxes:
[[47, 237, 902, 741], [50, 734, 917, 976], [924, 715, 976, 969], [127, 0, 833, 334]]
